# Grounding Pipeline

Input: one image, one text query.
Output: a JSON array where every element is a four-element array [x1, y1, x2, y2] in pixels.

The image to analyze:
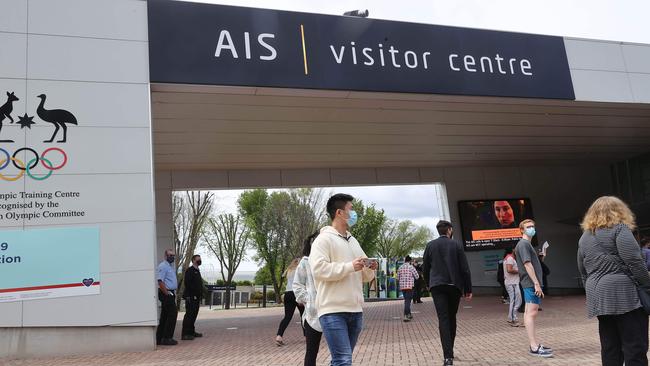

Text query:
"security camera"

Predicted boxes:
[[343, 9, 369, 18]]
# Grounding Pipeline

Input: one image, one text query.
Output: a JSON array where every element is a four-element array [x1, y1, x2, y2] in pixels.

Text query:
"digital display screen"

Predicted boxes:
[[458, 198, 535, 251]]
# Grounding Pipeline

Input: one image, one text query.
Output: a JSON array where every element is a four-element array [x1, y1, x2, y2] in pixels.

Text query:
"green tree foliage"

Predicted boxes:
[[350, 199, 387, 256], [377, 219, 433, 259], [239, 188, 325, 302], [254, 263, 276, 285]]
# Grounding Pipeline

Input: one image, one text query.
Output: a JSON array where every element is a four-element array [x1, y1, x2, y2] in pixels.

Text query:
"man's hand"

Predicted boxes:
[[464, 293, 473, 301], [352, 257, 365, 271], [534, 283, 544, 298], [158, 280, 169, 296]]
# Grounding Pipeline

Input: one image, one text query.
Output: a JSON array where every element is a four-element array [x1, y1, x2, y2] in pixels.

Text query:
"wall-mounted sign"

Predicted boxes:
[[206, 285, 236, 291], [148, 1, 575, 99], [480, 250, 503, 272], [0, 227, 100, 303]]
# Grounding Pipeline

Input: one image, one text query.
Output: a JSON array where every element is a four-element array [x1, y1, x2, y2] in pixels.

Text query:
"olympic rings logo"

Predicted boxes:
[[0, 147, 67, 181]]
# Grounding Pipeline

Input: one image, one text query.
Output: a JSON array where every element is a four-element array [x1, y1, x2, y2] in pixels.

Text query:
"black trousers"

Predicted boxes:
[[277, 291, 305, 337], [303, 319, 322, 366], [431, 285, 462, 359], [413, 284, 421, 303], [517, 284, 525, 313], [156, 290, 178, 342], [498, 280, 508, 300], [182, 297, 200, 336], [598, 307, 649, 366]]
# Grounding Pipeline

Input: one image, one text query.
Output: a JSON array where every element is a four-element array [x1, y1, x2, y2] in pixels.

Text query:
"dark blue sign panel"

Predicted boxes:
[[148, 1, 575, 99]]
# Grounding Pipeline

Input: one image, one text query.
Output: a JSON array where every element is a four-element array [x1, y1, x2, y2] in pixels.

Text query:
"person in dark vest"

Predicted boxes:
[[181, 254, 204, 340], [413, 261, 425, 304], [423, 220, 473, 366]]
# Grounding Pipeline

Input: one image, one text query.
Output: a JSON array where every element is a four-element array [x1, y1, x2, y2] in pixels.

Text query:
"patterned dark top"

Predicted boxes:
[[577, 224, 650, 318]]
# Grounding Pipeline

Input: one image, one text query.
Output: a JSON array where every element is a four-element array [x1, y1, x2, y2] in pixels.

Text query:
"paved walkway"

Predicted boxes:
[[6, 295, 611, 365]]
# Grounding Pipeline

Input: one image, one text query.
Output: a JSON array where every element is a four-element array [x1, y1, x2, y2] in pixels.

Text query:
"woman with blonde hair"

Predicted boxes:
[[275, 257, 304, 346], [577, 196, 650, 366]]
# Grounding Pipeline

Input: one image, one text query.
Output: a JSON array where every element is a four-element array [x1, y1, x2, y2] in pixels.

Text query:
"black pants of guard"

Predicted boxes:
[[277, 291, 304, 336], [157, 290, 178, 343], [598, 307, 649, 366], [413, 285, 421, 303], [303, 319, 322, 366], [431, 285, 462, 360], [182, 297, 200, 336]]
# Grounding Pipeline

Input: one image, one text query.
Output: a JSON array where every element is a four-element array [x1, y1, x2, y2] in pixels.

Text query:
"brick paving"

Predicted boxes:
[[5, 295, 613, 366]]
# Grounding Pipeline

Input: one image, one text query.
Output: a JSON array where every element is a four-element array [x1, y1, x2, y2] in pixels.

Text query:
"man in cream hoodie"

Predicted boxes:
[[309, 193, 377, 366]]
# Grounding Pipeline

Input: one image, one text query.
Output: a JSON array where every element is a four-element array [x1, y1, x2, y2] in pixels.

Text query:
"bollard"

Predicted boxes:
[[262, 285, 267, 308]]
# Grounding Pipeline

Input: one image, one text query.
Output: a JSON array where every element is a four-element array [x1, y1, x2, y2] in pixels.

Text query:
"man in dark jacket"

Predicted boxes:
[[181, 254, 204, 340], [413, 261, 425, 304], [423, 220, 472, 366]]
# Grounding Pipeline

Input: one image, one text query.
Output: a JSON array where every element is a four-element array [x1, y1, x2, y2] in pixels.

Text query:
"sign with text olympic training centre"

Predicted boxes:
[[148, 1, 574, 100]]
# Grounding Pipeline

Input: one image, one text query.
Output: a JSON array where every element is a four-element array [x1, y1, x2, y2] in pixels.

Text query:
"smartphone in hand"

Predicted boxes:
[[363, 258, 379, 267]]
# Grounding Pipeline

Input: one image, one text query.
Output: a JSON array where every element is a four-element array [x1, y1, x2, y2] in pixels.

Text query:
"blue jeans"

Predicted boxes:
[[403, 289, 413, 315], [319, 312, 363, 366]]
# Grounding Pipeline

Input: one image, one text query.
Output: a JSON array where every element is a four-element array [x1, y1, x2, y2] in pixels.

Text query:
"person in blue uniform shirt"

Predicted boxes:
[[157, 249, 179, 346]]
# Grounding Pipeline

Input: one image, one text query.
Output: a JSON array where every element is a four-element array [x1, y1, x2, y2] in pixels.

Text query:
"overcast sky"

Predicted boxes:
[[184, 0, 650, 44]]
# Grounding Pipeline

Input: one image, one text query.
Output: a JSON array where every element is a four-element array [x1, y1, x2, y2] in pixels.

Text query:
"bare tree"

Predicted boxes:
[[287, 188, 327, 256], [204, 214, 250, 309], [172, 191, 214, 308]]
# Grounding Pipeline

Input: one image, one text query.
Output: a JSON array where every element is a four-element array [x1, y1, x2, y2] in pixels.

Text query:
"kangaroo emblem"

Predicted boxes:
[[0, 91, 18, 143], [36, 94, 78, 143]]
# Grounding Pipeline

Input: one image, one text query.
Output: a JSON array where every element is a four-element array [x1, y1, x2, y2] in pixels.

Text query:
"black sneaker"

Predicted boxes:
[[181, 334, 194, 340], [160, 338, 178, 345], [443, 358, 454, 365], [529, 345, 553, 358], [539, 344, 553, 352], [193, 332, 203, 338]]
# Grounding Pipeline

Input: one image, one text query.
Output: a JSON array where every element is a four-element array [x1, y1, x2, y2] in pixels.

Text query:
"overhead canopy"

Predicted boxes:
[[151, 84, 650, 171]]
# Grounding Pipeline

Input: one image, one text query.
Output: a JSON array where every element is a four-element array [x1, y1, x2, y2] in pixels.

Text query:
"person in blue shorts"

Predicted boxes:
[[514, 219, 553, 358]]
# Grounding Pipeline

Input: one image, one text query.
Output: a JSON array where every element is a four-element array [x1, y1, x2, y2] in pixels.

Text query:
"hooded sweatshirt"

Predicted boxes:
[[309, 226, 375, 317]]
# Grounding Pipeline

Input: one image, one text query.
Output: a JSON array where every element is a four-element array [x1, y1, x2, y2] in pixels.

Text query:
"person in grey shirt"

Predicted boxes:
[[578, 196, 650, 366], [514, 219, 552, 358]]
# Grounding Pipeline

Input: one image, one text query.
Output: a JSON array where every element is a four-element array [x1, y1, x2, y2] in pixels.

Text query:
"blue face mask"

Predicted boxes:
[[347, 210, 358, 227], [524, 227, 536, 238]]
